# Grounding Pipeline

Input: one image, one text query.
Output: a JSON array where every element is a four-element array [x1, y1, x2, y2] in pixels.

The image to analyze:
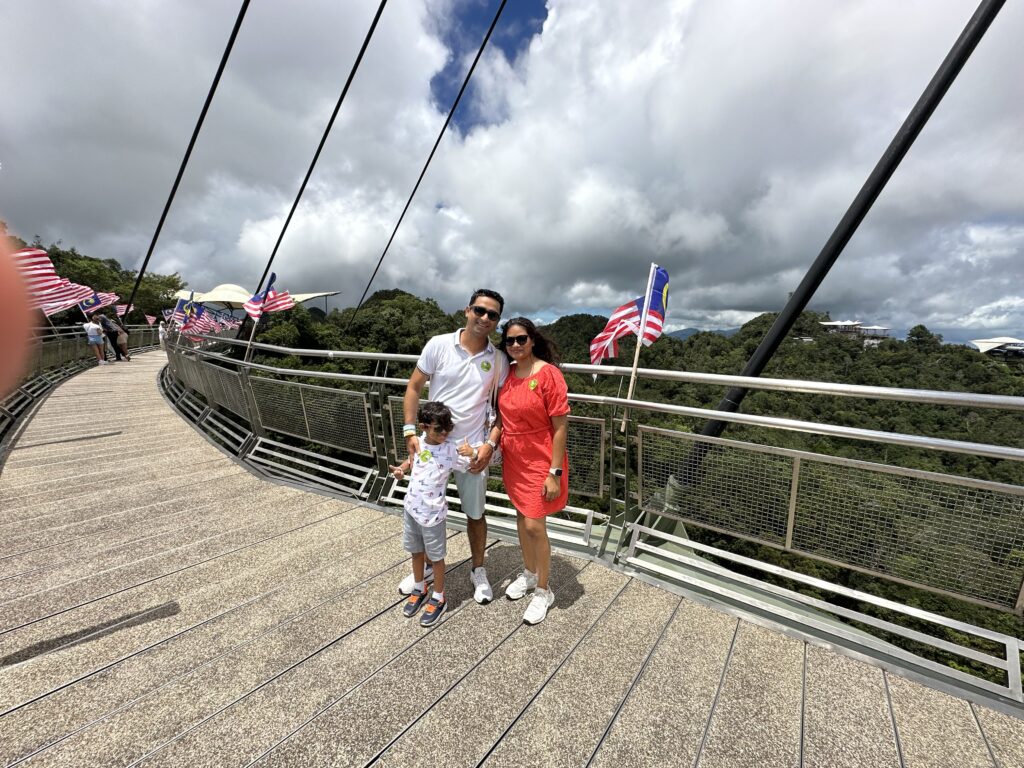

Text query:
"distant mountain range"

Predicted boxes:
[[667, 327, 740, 341]]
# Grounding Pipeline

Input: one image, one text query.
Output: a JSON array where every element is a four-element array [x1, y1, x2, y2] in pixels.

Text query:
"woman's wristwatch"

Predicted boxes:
[[486, 438, 498, 450], [548, 467, 563, 477]]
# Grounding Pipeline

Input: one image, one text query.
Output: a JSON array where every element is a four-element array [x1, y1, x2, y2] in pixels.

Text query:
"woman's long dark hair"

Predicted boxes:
[[500, 317, 561, 367]]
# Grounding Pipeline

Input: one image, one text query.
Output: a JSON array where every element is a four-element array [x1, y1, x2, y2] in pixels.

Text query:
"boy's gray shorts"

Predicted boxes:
[[403, 512, 447, 562]]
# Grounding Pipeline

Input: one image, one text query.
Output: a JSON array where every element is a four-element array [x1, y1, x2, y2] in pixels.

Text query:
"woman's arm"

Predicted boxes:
[[543, 414, 568, 501]]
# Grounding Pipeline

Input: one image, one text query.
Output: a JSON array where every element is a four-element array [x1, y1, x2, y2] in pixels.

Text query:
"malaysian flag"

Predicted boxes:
[[589, 265, 670, 365], [243, 272, 296, 320], [170, 296, 192, 325], [39, 281, 96, 316], [79, 292, 120, 315], [145, 314, 157, 325], [10, 248, 63, 302], [162, 308, 174, 321], [115, 303, 133, 317], [181, 302, 218, 335]]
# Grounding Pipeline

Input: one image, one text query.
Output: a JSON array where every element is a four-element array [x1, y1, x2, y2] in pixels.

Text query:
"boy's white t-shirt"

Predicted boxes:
[[403, 435, 470, 527]]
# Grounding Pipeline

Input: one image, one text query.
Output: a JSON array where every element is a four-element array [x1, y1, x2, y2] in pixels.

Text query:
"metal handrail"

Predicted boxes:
[[193, 335, 1024, 411], [176, 341, 1024, 462]]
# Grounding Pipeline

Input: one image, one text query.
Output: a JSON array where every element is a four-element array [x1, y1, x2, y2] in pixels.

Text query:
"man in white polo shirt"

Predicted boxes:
[[402, 289, 508, 604]]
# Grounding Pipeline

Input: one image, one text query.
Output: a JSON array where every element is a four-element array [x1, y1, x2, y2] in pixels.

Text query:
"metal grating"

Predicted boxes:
[[2, 390, 33, 418], [794, 460, 1024, 608], [200, 362, 250, 420], [177, 391, 208, 422], [248, 377, 309, 440], [300, 385, 373, 457], [21, 377, 51, 398], [638, 426, 792, 545], [387, 395, 411, 463], [201, 408, 250, 455], [566, 416, 605, 497], [245, 437, 373, 499]]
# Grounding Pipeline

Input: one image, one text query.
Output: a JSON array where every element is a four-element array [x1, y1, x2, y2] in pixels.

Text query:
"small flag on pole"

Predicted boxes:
[[244, 272, 296, 320], [78, 292, 120, 315], [145, 314, 157, 325], [589, 266, 670, 365], [39, 282, 96, 316], [115, 304, 133, 317]]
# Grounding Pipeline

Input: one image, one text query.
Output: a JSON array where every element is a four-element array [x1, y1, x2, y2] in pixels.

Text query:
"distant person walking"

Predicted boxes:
[[158, 321, 168, 350], [82, 317, 107, 366], [95, 312, 130, 361], [495, 317, 569, 626]]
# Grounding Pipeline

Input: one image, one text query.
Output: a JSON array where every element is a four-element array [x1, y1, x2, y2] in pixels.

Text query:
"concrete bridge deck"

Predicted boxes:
[[2, 352, 1023, 767]]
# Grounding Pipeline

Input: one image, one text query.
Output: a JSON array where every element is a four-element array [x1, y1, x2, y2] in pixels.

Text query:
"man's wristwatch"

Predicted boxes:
[[486, 439, 498, 450], [548, 467, 563, 477]]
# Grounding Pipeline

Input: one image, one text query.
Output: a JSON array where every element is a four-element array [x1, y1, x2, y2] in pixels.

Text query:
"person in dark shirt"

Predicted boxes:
[[94, 312, 129, 361]]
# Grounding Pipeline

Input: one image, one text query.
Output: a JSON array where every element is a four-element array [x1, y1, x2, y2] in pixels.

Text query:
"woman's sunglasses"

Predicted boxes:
[[469, 305, 501, 321], [504, 334, 530, 347]]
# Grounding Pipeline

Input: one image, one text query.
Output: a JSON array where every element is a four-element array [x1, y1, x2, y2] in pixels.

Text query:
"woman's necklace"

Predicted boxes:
[[515, 356, 542, 379]]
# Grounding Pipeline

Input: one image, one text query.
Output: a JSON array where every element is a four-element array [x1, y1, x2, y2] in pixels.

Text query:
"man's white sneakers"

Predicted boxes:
[[470, 567, 493, 604]]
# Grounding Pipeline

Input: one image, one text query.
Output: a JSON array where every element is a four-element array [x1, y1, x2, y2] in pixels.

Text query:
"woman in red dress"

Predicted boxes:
[[497, 317, 569, 625]]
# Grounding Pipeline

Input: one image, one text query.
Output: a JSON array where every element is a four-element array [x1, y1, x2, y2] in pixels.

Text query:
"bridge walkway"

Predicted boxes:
[[1, 352, 1023, 767]]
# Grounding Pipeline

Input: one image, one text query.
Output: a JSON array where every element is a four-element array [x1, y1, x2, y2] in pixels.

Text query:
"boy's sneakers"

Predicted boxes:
[[402, 589, 429, 618], [505, 570, 538, 601], [419, 595, 447, 627], [398, 564, 434, 595], [470, 567, 493, 604], [522, 588, 555, 625]]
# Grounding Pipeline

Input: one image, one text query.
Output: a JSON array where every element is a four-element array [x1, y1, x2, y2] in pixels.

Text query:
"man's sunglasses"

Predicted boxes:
[[469, 305, 501, 321], [504, 334, 530, 347]]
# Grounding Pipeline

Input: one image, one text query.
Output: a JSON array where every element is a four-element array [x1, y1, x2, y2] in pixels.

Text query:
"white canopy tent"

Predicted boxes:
[[970, 337, 1024, 354], [174, 283, 339, 310]]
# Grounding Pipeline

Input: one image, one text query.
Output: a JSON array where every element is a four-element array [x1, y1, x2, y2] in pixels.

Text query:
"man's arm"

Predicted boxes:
[[403, 368, 429, 463]]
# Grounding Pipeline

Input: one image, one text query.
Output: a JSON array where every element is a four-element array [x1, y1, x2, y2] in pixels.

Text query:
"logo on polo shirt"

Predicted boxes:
[[481, 361, 492, 372]]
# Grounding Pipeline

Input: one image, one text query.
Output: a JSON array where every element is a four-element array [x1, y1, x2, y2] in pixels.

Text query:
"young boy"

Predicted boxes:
[[389, 401, 469, 628]]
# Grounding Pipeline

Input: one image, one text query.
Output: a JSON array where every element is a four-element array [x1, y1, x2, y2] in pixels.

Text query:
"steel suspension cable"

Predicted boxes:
[[123, 0, 251, 318], [252, 0, 389, 297], [344, 0, 508, 333]]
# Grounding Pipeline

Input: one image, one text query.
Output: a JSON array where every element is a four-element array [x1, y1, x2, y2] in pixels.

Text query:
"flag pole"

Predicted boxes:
[[620, 262, 658, 432], [242, 312, 261, 363]]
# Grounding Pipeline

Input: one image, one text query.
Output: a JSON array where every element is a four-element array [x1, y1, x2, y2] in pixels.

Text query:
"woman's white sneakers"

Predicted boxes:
[[522, 588, 555, 625], [505, 570, 538, 601]]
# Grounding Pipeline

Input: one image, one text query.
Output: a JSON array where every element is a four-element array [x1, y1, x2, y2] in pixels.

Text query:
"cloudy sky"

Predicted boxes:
[[1, 0, 1021, 337]]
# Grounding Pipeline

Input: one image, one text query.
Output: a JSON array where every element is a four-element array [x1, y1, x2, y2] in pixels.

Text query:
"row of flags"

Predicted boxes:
[[11, 248, 123, 318], [165, 274, 296, 342], [589, 264, 670, 365], [13, 245, 664, 361]]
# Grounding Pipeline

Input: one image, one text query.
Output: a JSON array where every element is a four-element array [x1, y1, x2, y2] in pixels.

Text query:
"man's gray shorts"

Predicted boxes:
[[453, 468, 487, 521], [404, 512, 447, 562]]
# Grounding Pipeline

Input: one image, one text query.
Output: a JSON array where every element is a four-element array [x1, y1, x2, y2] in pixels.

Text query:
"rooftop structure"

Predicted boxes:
[[173, 283, 339, 310], [972, 336, 1024, 355]]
